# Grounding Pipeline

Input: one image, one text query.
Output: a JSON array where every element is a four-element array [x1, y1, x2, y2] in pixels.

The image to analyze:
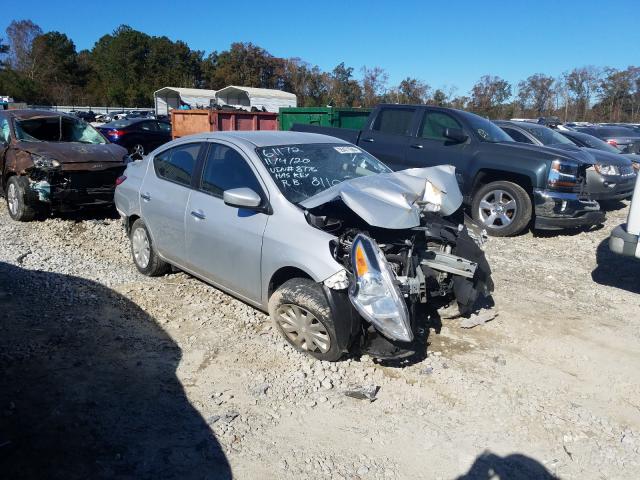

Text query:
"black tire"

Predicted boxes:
[[129, 144, 145, 159], [268, 278, 345, 362], [5, 176, 37, 222], [129, 218, 169, 276], [471, 181, 532, 237]]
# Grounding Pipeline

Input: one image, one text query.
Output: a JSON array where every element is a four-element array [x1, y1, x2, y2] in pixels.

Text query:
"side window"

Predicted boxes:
[[200, 143, 262, 198], [419, 112, 463, 140], [157, 122, 171, 133], [153, 143, 201, 186], [371, 108, 415, 136], [504, 128, 534, 144], [139, 121, 158, 132], [0, 118, 10, 143]]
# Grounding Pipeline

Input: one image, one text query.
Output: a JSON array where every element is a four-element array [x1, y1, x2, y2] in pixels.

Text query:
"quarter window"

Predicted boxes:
[[153, 143, 201, 186], [0, 118, 10, 143], [200, 143, 262, 198], [419, 112, 463, 140], [371, 108, 415, 135]]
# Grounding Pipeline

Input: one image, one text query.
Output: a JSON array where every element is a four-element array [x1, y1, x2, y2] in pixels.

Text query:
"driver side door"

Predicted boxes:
[[185, 141, 270, 303]]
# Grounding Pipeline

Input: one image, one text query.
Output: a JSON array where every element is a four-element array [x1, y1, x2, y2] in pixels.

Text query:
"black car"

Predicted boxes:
[[97, 119, 172, 158], [574, 126, 640, 154], [559, 129, 639, 170], [497, 121, 637, 201]]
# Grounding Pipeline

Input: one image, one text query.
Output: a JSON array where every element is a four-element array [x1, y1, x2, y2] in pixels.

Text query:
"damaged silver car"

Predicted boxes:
[[115, 131, 493, 361]]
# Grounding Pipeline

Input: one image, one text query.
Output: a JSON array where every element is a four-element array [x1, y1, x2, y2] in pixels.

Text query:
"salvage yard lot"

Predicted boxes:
[[1, 201, 639, 479]]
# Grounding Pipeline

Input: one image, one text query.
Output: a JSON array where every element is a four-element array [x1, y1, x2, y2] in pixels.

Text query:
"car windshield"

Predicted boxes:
[[14, 116, 106, 144], [466, 115, 513, 143], [572, 133, 621, 153], [256, 143, 392, 204], [520, 125, 574, 146]]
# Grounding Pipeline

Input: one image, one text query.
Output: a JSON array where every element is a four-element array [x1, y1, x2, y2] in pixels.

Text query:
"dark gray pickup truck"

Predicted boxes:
[[293, 104, 605, 236]]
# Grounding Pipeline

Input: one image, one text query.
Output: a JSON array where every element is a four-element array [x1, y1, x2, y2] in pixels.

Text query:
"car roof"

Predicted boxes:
[[187, 131, 351, 148], [4, 109, 77, 120]]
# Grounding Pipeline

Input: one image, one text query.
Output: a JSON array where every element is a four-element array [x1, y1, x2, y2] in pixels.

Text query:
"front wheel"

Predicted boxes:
[[268, 278, 345, 361], [5, 176, 37, 222], [471, 181, 532, 237]]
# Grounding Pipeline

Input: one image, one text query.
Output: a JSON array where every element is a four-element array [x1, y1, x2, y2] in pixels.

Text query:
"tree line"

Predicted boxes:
[[1, 20, 639, 122]]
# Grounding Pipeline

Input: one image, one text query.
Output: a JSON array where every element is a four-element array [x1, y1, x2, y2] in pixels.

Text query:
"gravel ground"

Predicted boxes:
[[1, 201, 639, 479]]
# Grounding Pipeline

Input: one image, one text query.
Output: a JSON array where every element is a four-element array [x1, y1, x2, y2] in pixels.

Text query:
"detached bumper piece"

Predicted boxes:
[[533, 188, 605, 230], [609, 224, 640, 258]]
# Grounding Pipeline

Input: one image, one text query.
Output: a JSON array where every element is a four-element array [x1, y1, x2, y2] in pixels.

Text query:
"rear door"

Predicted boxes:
[[358, 106, 417, 170], [185, 141, 269, 302], [140, 142, 203, 264], [405, 109, 474, 172]]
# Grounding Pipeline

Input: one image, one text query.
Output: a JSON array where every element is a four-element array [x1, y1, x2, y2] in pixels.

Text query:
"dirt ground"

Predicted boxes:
[[1, 199, 639, 480]]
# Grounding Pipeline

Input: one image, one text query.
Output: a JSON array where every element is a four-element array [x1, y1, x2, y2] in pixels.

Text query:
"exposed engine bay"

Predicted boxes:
[[303, 166, 495, 358]]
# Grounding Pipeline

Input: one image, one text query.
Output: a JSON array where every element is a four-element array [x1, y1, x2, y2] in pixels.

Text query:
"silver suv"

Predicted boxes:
[[115, 131, 493, 361]]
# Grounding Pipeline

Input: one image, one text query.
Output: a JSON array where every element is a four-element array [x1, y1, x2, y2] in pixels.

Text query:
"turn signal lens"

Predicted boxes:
[[354, 243, 369, 276]]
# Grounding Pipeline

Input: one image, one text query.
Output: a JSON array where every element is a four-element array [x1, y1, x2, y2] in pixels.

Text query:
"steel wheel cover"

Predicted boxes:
[[478, 189, 517, 229], [276, 304, 331, 353], [7, 183, 18, 216], [132, 227, 151, 268]]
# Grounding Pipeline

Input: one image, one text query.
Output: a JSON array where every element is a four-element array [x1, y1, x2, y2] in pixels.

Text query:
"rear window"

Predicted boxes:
[[596, 127, 638, 137], [371, 108, 415, 135]]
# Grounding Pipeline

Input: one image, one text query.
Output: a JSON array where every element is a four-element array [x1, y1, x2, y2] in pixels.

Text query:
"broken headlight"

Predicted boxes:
[[548, 159, 579, 189], [349, 234, 413, 342], [31, 153, 61, 169]]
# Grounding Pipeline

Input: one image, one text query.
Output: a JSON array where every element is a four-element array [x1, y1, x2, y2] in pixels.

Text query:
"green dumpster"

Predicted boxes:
[[279, 107, 372, 131]]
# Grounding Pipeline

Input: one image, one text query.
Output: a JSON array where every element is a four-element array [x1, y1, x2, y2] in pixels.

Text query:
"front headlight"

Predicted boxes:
[[31, 154, 61, 168], [548, 159, 579, 189], [349, 234, 413, 342], [595, 164, 619, 176]]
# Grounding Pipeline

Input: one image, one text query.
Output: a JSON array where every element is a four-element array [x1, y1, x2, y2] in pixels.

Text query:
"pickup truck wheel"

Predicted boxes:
[[472, 181, 532, 237], [269, 278, 344, 362], [130, 218, 169, 276], [6, 176, 37, 222]]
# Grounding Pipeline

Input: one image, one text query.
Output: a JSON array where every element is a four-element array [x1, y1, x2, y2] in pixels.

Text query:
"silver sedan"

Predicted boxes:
[[115, 131, 493, 361]]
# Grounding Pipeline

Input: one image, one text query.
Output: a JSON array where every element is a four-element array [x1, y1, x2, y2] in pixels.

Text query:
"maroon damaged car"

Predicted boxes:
[[0, 110, 129, 221]]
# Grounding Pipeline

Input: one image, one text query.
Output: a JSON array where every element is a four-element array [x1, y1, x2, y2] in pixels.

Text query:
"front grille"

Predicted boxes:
[[65, 166, 125, 189]]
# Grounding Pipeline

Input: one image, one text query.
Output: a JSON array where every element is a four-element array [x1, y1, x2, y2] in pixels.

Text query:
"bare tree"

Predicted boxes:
[[469, 75, 512, 118], [6, 19, 42, 79], [360, 66, 388, 107], [517, 74, 555, 116]]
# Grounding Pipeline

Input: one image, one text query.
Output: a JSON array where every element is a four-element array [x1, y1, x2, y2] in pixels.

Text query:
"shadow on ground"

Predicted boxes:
[[0, 262, 231, 480], [456, 451, 558, 479], [592, 237, 640, 294]]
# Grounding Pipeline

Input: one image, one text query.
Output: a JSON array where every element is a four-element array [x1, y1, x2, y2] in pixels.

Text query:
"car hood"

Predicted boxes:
[[582, 148, 633, 167], [300, 165, 462, 229], [16, 141, 127, 164], [493, 141, 594, 164]]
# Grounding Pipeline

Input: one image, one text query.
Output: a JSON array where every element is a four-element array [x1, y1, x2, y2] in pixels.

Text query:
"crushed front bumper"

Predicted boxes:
[[534, 188, 605, 230]]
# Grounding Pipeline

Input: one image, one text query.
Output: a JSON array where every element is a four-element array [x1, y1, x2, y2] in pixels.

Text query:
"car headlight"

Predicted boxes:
[[594, 164, 619, 176], [349, 234, 413, 342], [31, 154, 61, 168], [548, 159, 579, 189]]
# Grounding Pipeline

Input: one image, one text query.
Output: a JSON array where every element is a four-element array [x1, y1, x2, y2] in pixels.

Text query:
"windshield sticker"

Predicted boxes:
[[477, 128, 489, 140], [334, 146, 361, 154]]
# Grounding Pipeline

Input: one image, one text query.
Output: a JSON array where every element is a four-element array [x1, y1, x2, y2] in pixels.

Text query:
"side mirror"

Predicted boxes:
[[223, 187, 262, 209], [444, 127, 468, 143]]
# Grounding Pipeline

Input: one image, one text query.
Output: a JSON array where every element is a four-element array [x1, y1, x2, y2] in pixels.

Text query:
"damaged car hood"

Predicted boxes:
[[17, 141, 127, 164], [300, 165, 463, 229]]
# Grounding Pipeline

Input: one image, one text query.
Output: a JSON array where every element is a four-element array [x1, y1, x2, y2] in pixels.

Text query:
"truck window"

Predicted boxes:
[[371, 108, 415, 136], [419, 112, 462, 140]]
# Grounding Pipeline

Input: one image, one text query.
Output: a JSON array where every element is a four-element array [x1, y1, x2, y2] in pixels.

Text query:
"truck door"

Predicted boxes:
[[358, 107, 417, 170], [405, 109, 473, 184]]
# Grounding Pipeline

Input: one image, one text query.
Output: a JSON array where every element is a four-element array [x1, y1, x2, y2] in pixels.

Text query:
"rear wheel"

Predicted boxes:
[[5, 176, 37, 222], [129, 144, 145, 159], [472, 181, 532, 237], [269, 278, 345, 361], [130, 218, 169, 276]]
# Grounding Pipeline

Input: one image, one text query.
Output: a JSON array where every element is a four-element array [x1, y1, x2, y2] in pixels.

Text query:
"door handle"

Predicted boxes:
[[190, 210, 206, 220], [362, 138, 375, 143], [410, 144, 423, 149], [140, 192, 151, 201]]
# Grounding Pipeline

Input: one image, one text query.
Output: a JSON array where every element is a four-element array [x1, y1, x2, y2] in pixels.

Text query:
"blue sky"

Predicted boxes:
[[3, 0, 639, 95]]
